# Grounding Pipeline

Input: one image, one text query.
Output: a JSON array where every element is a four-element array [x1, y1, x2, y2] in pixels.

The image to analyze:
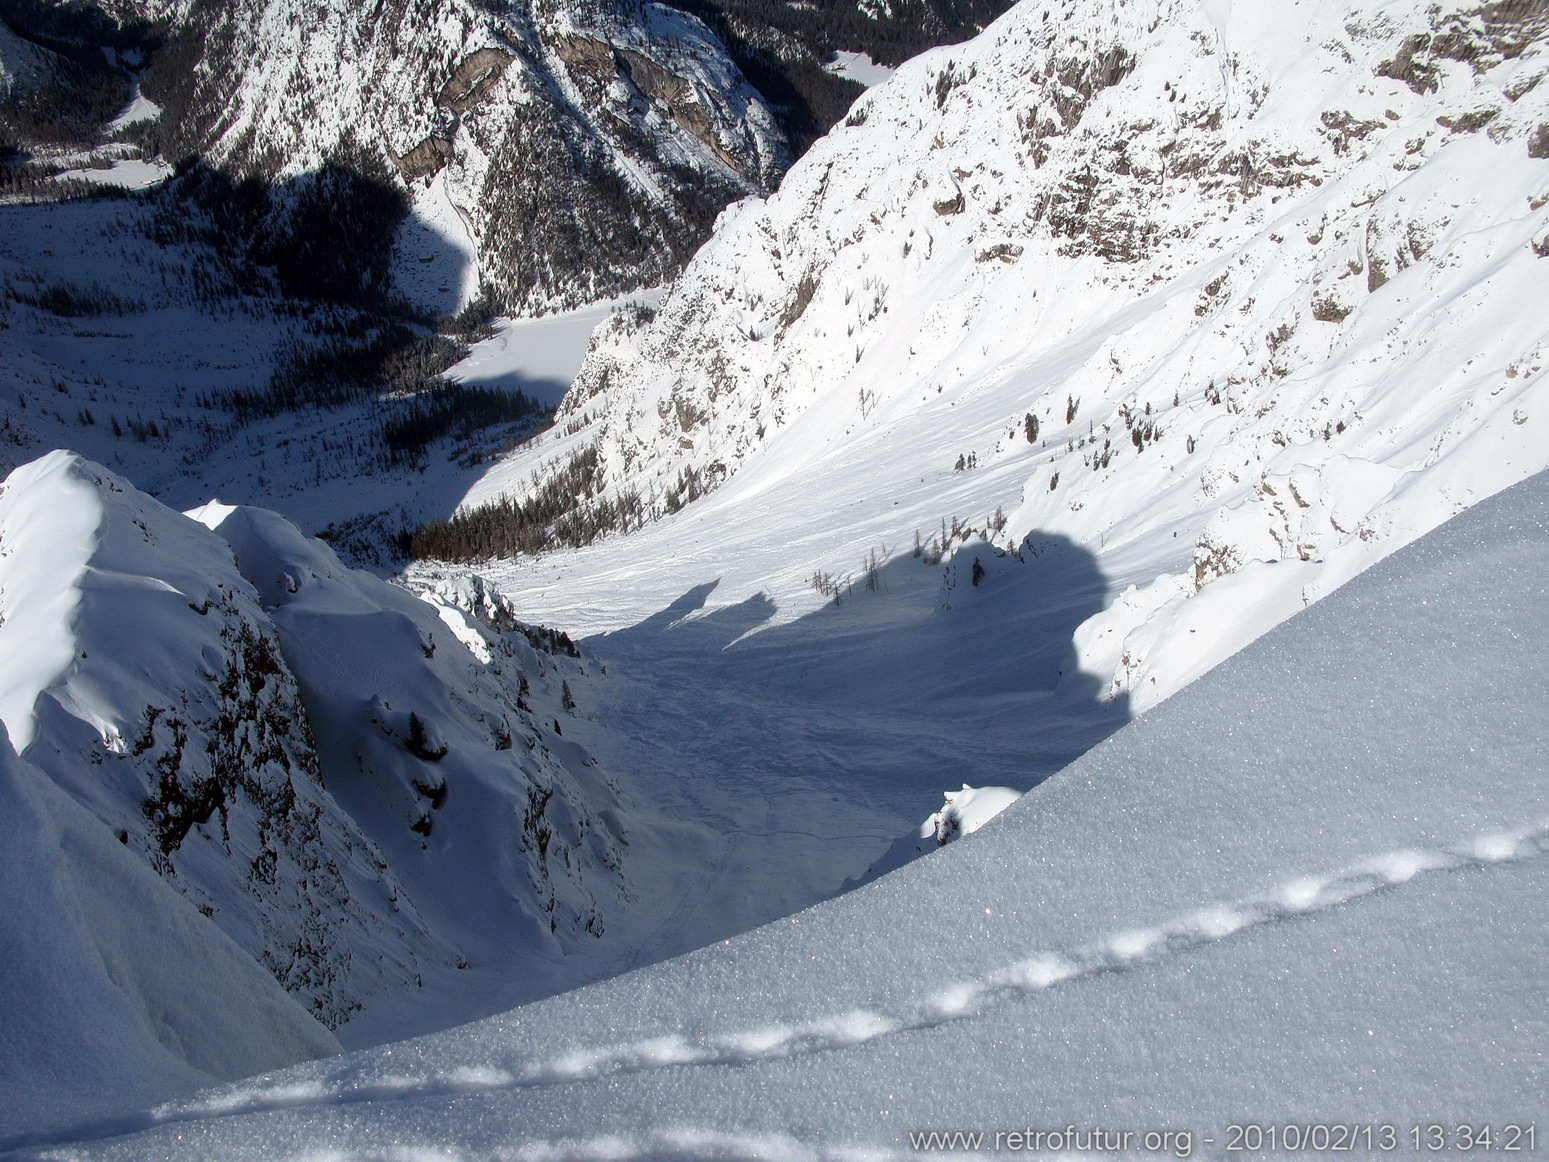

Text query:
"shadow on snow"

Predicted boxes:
[[577, 531, 1129, 943]]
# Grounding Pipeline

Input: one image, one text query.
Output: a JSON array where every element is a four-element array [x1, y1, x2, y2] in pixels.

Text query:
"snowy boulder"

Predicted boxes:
[[921, 783, 1023, 846], [851, 783, 1023, 888]]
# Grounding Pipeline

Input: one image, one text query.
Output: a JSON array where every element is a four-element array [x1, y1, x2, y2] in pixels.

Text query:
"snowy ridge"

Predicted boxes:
[[195, 501, 633, 981], [24, 447, 1549, 1162], [0, 452, 437, 1032], [475, 0, 1549, 709], [0, 453, 651, 1131]]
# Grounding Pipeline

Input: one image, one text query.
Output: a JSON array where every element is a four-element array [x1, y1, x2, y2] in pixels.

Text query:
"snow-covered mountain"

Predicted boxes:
[[0, 452, 436, 1033], [0, 19, 63, 101], [0, 451, 650, 1129], [110, 0, 790, 313], [5, 0, 1548, 1149], [3, 0, 1018, 314], [18, 432, 1547, 1162], [471, 0, 1549, 712]]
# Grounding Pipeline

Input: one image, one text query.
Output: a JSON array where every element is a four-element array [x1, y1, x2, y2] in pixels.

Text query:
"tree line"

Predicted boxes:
[[409, 445, 645, 561]]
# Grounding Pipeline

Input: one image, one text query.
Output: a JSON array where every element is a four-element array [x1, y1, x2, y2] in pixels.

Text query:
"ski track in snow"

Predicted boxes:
[[20, 818, 1549, 1158]]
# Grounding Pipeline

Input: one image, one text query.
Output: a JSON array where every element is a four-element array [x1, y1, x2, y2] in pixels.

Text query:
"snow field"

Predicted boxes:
[[21, 458, 1549, 1162]]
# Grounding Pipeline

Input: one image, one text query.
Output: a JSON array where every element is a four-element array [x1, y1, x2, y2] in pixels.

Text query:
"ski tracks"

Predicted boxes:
[[19, 818, 1549, 1159]]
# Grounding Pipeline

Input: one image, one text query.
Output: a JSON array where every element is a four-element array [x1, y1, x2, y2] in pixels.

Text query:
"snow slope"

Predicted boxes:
[[0, 721, 339, 1141], [22, 418, 1549, 1162], [0, 452, 712, 1132], [0, 19, 62, 100], [192, 500, 639, 1036], [446, 291, 664, 410], [826, 50, 897, 89], [469, 0, 1549, 720], [0, 452, 451, 1033]]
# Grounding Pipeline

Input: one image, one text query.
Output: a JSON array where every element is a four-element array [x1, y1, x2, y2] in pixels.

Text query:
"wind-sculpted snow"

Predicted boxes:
[[479, 0, 1549, 713], [24, 466, 1549, 1162], [32, 818, 1542, 1145]]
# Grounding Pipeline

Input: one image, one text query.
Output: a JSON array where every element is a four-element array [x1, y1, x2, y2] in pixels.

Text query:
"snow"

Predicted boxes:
[[0, 453, 461, 1036], [0, 452, 102, 751], [0, 453, 671, 1135], [2, 0, 1547, 1153], [18, 451, 1548, 1162], [447, 291, 664, 409], [0, 189, 558, 545], [139, 0, 789, 313], [0, 19, 58, 99], [391, 174, 483, 315], [465, 0, 1549, 739], [419, 0, 1549, 1003], [107, 81, 161, 133], [48, 160, 173, 190], [826, 51, 895, 89], [920, 784, 1021, 844], [193, 499, 639, 1039], [0, 721, 339, 1145]]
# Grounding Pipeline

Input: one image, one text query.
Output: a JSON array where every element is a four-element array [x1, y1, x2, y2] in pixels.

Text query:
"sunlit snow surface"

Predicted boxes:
[[466, 0, 1549, 729], [15, 466, 1546, 1162], [46, 159, 172, 190]]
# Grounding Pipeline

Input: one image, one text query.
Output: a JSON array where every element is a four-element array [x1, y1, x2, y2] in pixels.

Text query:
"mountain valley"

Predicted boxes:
[[1, 0, 1547, 1154]]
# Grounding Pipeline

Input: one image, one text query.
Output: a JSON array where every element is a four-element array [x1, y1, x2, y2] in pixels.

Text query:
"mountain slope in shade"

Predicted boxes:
[[26, 431, 1549, 1162], [190, 500, 635, 1020], [0, 451, 443, 1034], [465, 0, 1549, 715], [0, 721, 339, 1140], [0, 452, 646, 1133], [0, 19, 63, 101]]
